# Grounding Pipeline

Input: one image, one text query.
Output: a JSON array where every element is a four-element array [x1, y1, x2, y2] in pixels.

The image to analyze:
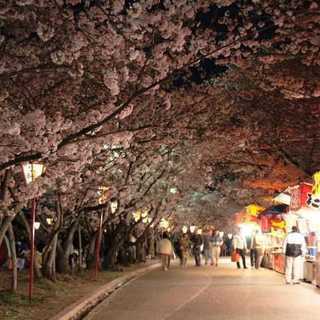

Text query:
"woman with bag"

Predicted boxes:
[[232, 229, 247, 269]]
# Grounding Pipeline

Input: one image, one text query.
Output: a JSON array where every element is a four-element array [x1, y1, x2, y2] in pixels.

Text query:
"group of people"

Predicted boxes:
[[232, 228, 266, 269], [157, 228, 224, 271], [232, 225, 308, 285], [157, 224, 308, 287]]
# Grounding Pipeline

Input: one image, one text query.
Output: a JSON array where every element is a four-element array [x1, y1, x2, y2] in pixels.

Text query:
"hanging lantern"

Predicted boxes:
[[160, 218, 169, 229], [34, 222, 41, 230], [182, 225, 188, 234], [110, 199, 118, 213], [133, 209, 141, 222], [97, 186, 110, 204], [22, 163, 45, 184], [46, 217, 53, 225]]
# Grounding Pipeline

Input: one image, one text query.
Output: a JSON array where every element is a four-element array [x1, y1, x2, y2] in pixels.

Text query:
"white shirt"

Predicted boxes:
[[233, 235, 247, 250], [282, 232, 307, 255]]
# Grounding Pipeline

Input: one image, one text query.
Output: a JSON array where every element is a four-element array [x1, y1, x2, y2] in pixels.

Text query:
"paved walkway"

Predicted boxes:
[[85, 258, 320, 320]]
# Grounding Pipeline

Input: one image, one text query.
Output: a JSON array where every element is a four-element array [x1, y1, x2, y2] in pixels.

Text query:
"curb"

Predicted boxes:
[[49, 262, 160, 320]]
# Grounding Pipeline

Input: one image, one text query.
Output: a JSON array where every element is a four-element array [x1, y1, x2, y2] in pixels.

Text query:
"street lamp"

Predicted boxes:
[[160, 218, 169, 229], [46, 217, 53, 225], [182, 226, 188, 234], [110, 199, 118, 214], [22, 162, 45, 302], [169, 187, 177, 194], [133, 209, 141, 222], [190, 225, 196, 233], [34, 222, 41, 230]]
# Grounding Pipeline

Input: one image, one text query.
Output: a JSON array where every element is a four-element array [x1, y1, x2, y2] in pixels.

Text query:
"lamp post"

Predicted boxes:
[[95, 209, 104, 280], [22, 162, 45, 302]]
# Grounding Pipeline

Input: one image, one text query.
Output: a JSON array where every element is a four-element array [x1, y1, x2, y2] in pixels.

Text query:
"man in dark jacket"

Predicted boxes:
[[283, 226, 306, 284], [191, 229, 203, 267]]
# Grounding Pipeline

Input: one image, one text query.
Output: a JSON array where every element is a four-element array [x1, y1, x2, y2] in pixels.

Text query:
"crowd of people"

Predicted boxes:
[[157, 227, 231, 271], [157, 225, 308, 286], [157, 227, 270, 272]]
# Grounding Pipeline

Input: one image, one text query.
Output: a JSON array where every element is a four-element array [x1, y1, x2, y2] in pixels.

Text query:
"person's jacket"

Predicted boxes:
[[179, 235, 190, 252], [250, 234, 265, 249], [203, 234, 213, 250], [211, 234, 223, 247], [192, 234, 203, 248], [283, 232, 306, 257], [232, 235, 247, 250], [158, 239, 173, 255]]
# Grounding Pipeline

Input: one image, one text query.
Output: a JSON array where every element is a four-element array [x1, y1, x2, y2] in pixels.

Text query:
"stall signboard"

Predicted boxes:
[[235, 211, 258, 225], [245, 204, 265, 217], [307, 172, 320, 209], [290, 183, 312, 211]]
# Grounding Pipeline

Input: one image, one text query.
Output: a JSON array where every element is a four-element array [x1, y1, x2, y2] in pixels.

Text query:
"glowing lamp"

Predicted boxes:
[[170, 187, 177, 194], [160, 218, 169, 229], [46, 218, 53, 225], [22, 162, 45, 184], [239, 223, 259, 237], [182, 226, 188, 234], [190, 225, 196, 233], [110, 199, 118, 213], [34, 222, 40, 230], [141, 209, 148, 218], [97, 186, 110, 205], [133, 210, 141, 222]]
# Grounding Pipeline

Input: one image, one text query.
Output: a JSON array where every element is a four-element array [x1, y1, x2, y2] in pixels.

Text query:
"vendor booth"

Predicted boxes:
[[258, 204, 288, 273]]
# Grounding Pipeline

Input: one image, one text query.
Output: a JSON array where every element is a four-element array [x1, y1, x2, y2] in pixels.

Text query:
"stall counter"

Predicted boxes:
[[272, 252, 285, 274]]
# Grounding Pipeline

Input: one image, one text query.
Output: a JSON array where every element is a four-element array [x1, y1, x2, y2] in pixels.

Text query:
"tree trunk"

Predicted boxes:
[[42, 193, 63, 280], [0, 215, 15, 249], [86, 232, 98, 270], [43, 233, 58, 281], [104, 241, 119, 270], [56, 220, 78, 273], [7, 223, 17, 292], [78, 225, 83, 269]]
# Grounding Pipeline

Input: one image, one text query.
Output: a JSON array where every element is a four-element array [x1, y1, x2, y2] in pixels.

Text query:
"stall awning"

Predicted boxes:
[[259, 204, 289, 216], [273, 192, 291, 205]]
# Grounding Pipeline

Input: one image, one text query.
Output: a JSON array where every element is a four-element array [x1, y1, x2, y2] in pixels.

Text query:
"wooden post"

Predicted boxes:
[[29, 198, 36, 302]]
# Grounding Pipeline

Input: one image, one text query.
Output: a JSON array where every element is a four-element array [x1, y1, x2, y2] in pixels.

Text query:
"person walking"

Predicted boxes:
[[179, 232, 190, 267], [232, 229, 247, 269], [211, 230, 223, 267], [158, 232, 173, 271], [203, 229, 213, 265], [191, 229, 203, 267], [225, 234, 233, 256], [283, 226, 307, 284], [250, 230, 265, 269]]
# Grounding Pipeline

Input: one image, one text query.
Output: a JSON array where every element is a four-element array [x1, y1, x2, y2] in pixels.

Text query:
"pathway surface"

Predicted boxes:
[[85, 258, 320, 320]]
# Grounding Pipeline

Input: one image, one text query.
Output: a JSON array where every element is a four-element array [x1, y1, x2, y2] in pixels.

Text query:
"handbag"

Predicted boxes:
[[231, 250, 240, 262]]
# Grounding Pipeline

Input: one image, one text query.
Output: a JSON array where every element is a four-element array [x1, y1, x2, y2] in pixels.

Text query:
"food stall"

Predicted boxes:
[[259, 204, 288, 273], [286, 177, 320, 285]]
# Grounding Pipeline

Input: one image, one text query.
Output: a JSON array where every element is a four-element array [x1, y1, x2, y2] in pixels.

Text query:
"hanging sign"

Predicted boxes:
[[307, 172, 320, 209]]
